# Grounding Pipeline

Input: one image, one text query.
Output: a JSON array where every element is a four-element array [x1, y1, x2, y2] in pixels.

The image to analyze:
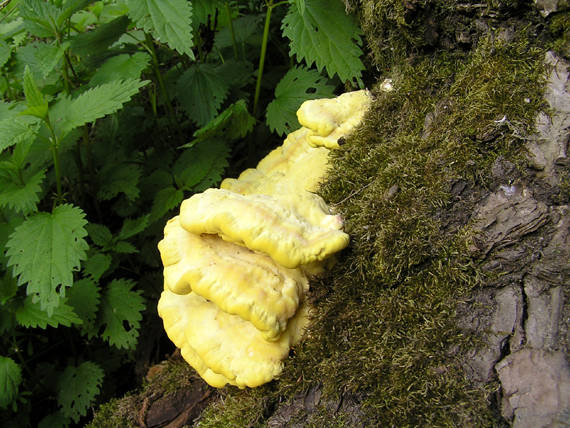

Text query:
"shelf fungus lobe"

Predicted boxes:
[[157, 90, 372, 388]]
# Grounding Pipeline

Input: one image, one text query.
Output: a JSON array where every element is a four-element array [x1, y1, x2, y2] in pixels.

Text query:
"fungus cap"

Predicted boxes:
[[158, 216, 309, 339], [179, 189, 349, 269], [158, 288, 310, 388]]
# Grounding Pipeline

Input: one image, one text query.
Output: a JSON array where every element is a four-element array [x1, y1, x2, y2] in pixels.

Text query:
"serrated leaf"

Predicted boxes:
[[0, 169, 45, 215], [186, 99, 255, 147], [150, 186, 183, 220], [57, 361, 104, 423], [21, 66, 48, 119], [0, 18, 24, 41], [0, 116, 40, 153], [282, 0, 364, 85], [295, 0, 306, 15], [89, 52, 150, 87], [56, 0, 91, 29], [0, 274, 18, 305], [85, 223, 112, 247], [19, 0, 60, 38], [15, 295, 82, 328], [126, 0, 194, 59], [0, 41, 11, 68], [266, 66, 335, 135], [50, 79, 148, 139], [173, 140, 229, 190], [67, 278, 100, 336], [83, 252, 112, 281], [0, 356, 21, 409], [16, 42, 66, 80], [216, 60, 254, 88], [114, 241, 138, 254], [70, 15, 130, 65], [191, 0, 224, 29], [97, 162, 141, 201], [214, 14, 264, 50], [176, 62, 230, 126], [38, 411, 69, 428], [99, 279, 145, 349], [118, 215, 149, 240], [5, 204, 89, 315]]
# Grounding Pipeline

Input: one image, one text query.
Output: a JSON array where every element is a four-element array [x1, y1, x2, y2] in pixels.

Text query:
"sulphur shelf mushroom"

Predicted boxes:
[[157, 90, 372, 388]]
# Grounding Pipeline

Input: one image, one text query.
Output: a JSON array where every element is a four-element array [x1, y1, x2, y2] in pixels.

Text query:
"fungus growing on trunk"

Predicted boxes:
[[157, 90, 372, 388]]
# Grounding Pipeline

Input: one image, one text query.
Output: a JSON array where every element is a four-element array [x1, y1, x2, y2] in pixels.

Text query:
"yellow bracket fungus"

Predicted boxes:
[[157, 90, 372, 388], [179, 189, 348, 269]]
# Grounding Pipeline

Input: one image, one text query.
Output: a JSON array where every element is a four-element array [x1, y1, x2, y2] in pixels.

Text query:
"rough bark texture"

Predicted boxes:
[[457, 50, 570, 428]]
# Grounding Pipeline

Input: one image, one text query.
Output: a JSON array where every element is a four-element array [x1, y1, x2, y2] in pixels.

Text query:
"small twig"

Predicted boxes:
[[332, 181, 374, 206]]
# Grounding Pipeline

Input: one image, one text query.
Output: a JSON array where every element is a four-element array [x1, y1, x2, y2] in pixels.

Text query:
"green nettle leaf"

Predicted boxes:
[[85, 223, 112, 247], [266, 66, 335, 135], [0, 274, 18, 305], [126, 0, 194, 59], [118, 214, 150, 240], [114, 241, 138, 254], [56, 0, 91, 29], [83, 252, 112, 281], [16, 42, 66, 79], [15, 295, 82, 328], [50, 78, 148, 139], [57, 361, 104, 423], [295, 0, 306, 15], [38, 411, 69, 428], [5, 204, 89, 315], [282, 0, 365, 85], [70, 15, 130, 66], [150, 186, 184, 220], [191, 0, 225, 29], [21, 66, 48, 120], [89, 52, 151, 87], [0, 169, 45, 215], [0, 356, 21, 409], [214, 14, 264, 50], [18, 0, 60, 38], [0, 41, 11, 68], [0, 114, 40, 153], [187, 99, 255, 147], [97, 162, 141, 201], [173, 140, 229, 191], [176, 63, 231, 126], [99, 279, 145, 349], [67, 278, 100, 336]]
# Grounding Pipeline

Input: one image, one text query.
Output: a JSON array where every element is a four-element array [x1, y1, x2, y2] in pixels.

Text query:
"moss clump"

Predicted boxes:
[[548, 11, 570, 58], [359, 0, 537, 70], [87, 359, 200, 428]]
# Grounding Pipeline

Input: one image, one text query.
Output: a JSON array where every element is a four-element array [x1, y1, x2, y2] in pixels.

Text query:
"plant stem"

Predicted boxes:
[[225, 2, 239, 60], [144, 33, 177, 129], [253, 4, 273, 117], [253, 1, 288, 117], [46, 118, 63, 201]]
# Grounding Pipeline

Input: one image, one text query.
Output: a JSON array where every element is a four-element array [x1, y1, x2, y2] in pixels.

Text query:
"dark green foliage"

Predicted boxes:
[[0, 0, 365, 426]]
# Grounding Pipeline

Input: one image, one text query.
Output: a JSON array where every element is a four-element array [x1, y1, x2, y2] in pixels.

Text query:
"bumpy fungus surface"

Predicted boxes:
[[157, 90, 372, 388]]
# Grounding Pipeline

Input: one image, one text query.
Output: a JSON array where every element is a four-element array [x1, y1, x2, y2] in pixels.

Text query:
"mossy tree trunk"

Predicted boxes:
[[89, 2, 569, 427]]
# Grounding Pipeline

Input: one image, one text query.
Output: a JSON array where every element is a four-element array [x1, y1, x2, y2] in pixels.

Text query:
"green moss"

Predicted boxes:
[[86, 396, 138, 428], [548, 11, 570, 58], [195, 386, 274, 427], [183, 25, 547, 428], [359, 0, 536, 70], [87, 359, 199, 428]]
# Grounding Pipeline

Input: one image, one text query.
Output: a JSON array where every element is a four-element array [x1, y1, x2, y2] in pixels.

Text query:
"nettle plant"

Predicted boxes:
[[0, 0, 365, 425]]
